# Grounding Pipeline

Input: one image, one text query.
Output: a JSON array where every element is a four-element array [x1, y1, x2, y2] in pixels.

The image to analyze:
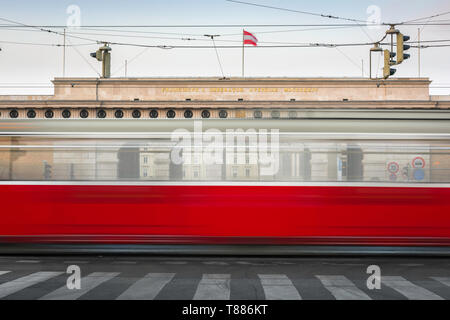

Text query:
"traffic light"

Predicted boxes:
[[90, 43, 111, 78], [43, 160, 52, 180], [396, 32, 410, 64], [90, 49, 103, 61], [383, 49, 396, 79]]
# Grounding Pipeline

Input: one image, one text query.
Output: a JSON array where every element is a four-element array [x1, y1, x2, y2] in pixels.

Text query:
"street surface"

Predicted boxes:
[[0, 256, 449, 300]]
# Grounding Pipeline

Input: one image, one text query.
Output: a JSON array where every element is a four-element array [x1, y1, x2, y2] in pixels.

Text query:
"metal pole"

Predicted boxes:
[[125, 60, 128, 77], [418, 28, 421, 78], [242, 29, 244, 77], [361, 59, 364, 77], [369, 51, 372, 79], [63, 29, 66, 77]]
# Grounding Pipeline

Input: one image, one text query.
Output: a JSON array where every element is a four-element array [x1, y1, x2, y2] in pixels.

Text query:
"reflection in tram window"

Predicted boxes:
[[0, 136, 449, 183]]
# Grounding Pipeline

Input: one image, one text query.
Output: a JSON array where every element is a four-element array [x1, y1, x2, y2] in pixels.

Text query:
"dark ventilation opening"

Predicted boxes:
[[115, 109, 124, 118], [201, 110, 210, 118], [271, 110, 280, 119], [62, 109, 71, 118], [254, 110, 262, 118], [9, 109, 19, 118], [184, 109, 193, 118], [219, 109, 228, 118], [97, 109, 106, 118], [132, 109, 141, 118], [167, 109, 176, 118], [80, 109, 89, 118], [45, 109, 54, 119], [149, 109, 158, 118], [27, 109, 36, 118]]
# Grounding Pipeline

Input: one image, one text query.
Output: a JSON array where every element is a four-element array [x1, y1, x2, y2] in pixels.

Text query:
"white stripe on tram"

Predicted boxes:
[[117, 273, 175, 300], [0, 272, 63, 299], [0, 271, 11, 276], [40, 272, 119, 300], [431, 277, 450, 288], [258, 274, 302, 300], [316, 275, 371, 300], [382, 276, 443, 300], [0, 180, 449, 188], [193, 274, 231, 300]]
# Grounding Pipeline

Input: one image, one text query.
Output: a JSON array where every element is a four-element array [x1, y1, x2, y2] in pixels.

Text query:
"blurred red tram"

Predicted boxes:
[[0, 119, 449, 253]]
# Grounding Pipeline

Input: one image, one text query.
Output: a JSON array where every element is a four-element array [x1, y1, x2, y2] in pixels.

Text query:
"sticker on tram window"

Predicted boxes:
[[389, 173, 397, 181], [412, 157, 426, 168], [387, 162, 399, 173]]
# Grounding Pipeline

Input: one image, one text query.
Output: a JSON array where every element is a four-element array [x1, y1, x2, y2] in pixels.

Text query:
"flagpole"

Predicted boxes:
[[242, 29, 244, 77]]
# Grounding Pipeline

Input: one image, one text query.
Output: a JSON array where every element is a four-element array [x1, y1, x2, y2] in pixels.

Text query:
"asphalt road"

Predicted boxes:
[[0, 255, 449, 300]]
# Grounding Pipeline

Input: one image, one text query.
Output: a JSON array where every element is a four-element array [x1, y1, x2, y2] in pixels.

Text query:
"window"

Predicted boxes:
[[143, 169, 148, 177], [232, 167, 238, 178], [80, 109, 89, 118], [115, 109, 124, 118], [143, 156, 148, 164], [132, 109, 141, 118], [201, 110, 210, 119]]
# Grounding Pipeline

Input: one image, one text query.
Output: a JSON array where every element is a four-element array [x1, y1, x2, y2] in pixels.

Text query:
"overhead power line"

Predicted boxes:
[[225, 0, 368, 23]]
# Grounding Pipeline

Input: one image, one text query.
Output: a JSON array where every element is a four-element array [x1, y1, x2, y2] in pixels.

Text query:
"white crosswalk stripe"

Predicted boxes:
[[258, 274, 302, 300], [0, 271, 11, 276], [382, 276, 443, 300], [0, 272, 63, 299], [194, 274, 231, 300], [40, 272, 119, 300], [117, 273, 175, 300], [431, 277, 450, 288], [316, 275, 371, 300]]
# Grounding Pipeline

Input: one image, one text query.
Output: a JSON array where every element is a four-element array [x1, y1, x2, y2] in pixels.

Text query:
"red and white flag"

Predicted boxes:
[[243, 30, 258, 46]]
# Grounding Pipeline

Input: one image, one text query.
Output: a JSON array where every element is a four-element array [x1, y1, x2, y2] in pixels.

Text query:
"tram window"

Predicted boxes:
[[62, 109, 71, 118], [184, 109, 193, 118], [80, 109, 89, 118], [9, 109, 19, 118], [219, 109, 228, 118], [44, 109, 54, 118], [254, 110, 262, 118], [201, 110, 210, 119], [132, 109, 141, 118], [27, 109, 36, 118], [114, 109, 124, 118], [167, 109, 176, 118], [149, 109, 158, 118], [245, 168, 250, 177], [97, 109, 106, 118]]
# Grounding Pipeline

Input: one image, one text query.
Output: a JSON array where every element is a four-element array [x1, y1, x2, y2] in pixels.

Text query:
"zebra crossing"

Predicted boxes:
[[0, 270, 448, 300]]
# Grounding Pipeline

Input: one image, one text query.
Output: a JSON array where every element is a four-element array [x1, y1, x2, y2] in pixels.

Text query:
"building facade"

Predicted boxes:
[[0, 77, 449, 183]]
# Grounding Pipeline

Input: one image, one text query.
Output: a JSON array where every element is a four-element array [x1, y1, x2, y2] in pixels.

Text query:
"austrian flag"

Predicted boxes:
[[243, 30, 258, 46]]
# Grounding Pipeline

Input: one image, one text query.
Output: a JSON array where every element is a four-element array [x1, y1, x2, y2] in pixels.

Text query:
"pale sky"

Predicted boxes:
[[0, 0, 449, 95]]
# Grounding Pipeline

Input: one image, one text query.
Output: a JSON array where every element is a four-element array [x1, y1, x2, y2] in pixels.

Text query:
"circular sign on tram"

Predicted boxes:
[[412, 157, 426, 168], [387, 162, 399, 173]]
